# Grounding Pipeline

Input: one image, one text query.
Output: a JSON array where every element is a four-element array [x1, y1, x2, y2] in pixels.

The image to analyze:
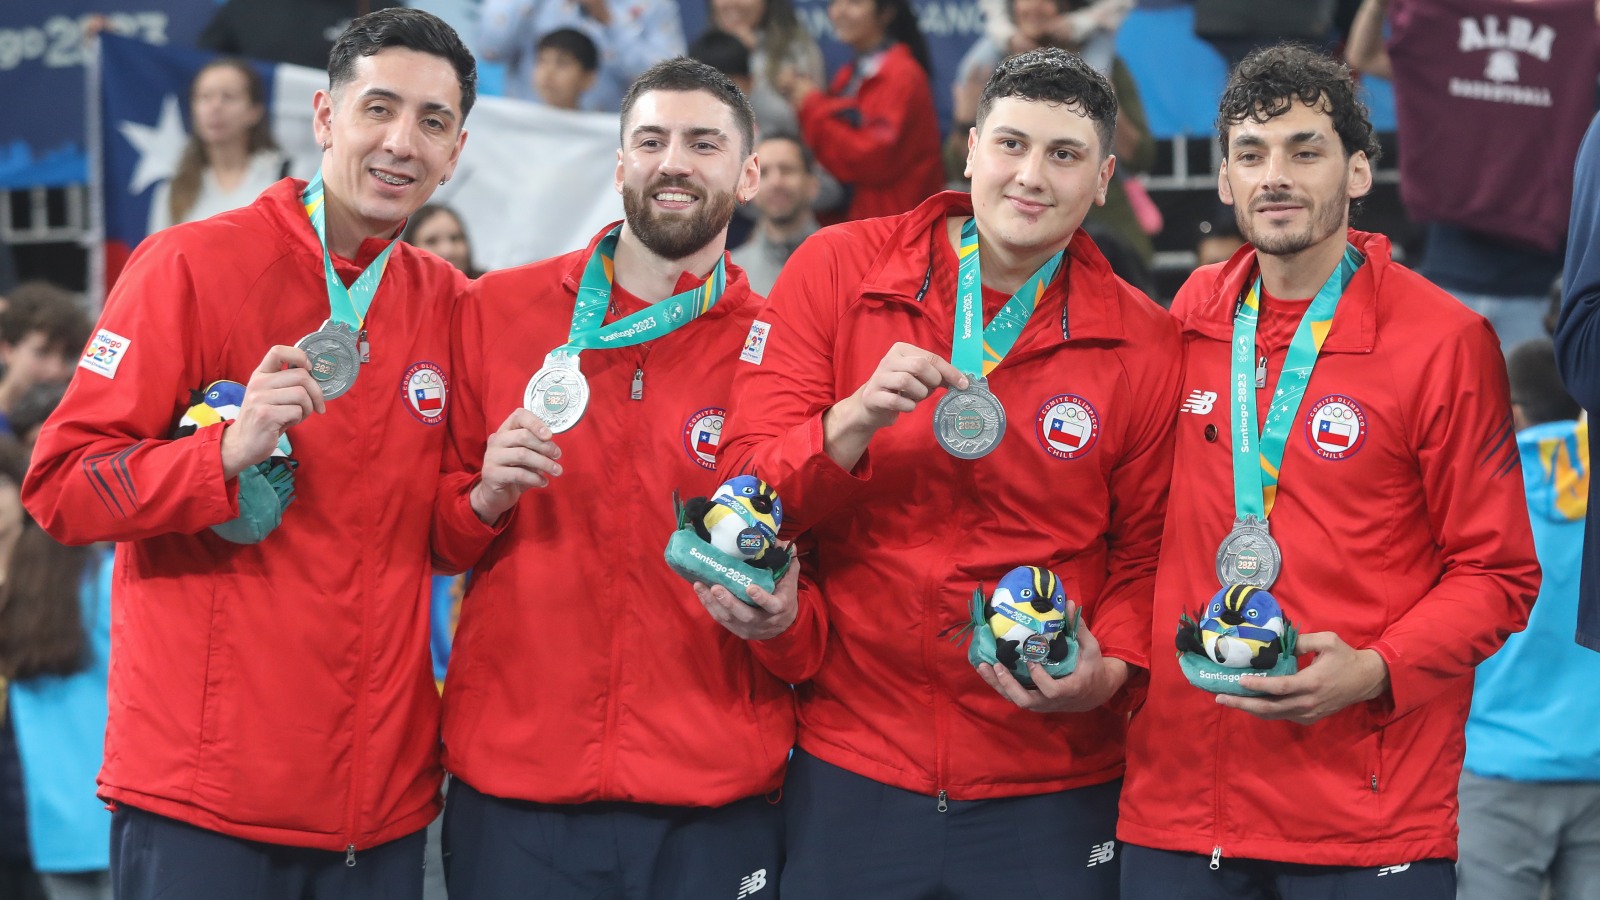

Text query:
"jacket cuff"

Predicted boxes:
[[207, 423, 242, 523], [751, 575, 823, 683], [433, 478, 515, 573]]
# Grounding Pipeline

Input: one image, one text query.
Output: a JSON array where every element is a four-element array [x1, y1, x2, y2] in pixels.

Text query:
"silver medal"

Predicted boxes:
[[524, 350, 590, 433], [933, 377, 1006, 459], [293, 319, 361, 401], [1215, 515, 1283, 588]]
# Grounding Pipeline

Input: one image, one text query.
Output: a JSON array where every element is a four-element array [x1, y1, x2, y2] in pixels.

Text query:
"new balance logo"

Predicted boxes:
[[737, 868, 768, 897], [1377, 863, 1411, 877], [1182, 390, 1218, 415], [1086, 840, 1116, 867]]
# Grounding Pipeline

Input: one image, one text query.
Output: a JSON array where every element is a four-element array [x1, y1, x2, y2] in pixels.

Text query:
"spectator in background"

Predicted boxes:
[[956, 0, 1129, 100], [1456, 337, 1600, 900], [946, 0, 1156, 263], [689, 29, 755, 95], [0, 284, 90, 439], [1555, 111, 1600, 652], [531, 27, 599, 110], [1, 383, 112, 900], [732, 132, 819, 294], [708, 0, 824, 137], [0, 443, 42, 900], [477, 0, 686, 110], [1347, 0, 1600, 350], [402, 204, 483, 277], [778, 0, 943, 221], [199, 0, 403, 70], [148, 58, 289, 235]]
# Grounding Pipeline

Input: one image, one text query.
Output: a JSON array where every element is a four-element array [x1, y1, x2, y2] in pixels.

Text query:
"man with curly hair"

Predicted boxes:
[[1117, 43, 1539, 899]]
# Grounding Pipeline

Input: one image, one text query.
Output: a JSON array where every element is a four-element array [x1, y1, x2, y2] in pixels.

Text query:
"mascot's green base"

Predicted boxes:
[[1178, 651, 1300, 697], [211, 460, 291, 545], [664, 528, 780, 604]]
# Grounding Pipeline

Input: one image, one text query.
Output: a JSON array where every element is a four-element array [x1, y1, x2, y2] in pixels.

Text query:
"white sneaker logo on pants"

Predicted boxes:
[[1086, 841, 1116, 867], [1182, 390, 1218, 415], [737, 868, 768, 897], [1377, 863, 1411, 876]]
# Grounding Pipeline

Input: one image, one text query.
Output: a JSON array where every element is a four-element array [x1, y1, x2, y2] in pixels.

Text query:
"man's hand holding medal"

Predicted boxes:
[[470, 409, 564, 525], [219, 346, 327, 480]]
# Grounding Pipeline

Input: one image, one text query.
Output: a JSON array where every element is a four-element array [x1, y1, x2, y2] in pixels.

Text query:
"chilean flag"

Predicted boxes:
[[415, 386, 443, 412], [94, 34, 626, 302], [696, 428, 720, 456], [1048, 416, 1085, 449], [1318, 418, 1353, 448]]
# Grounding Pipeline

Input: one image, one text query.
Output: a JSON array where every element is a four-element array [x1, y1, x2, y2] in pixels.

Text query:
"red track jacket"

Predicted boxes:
[[719, 192, 1183, 800], [432, 225, 794, 807], [1117, 231, 1541, 866], [799, 43, 944, 222], [22, 179, 465, 852]]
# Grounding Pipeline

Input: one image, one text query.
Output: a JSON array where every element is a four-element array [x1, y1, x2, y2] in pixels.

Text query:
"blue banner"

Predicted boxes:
[[0, 0, 217, 187]]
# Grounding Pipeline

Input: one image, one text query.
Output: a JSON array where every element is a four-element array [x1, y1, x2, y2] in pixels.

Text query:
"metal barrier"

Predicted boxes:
[[2, 186, 89, 246]]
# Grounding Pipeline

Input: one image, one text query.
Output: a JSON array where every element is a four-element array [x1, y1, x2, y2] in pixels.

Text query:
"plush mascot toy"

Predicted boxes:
[[954, 566, 1080, 688], [1176, 583, 1299, 696], [174, 380, 297, 545], [665, 475, 791, 601]]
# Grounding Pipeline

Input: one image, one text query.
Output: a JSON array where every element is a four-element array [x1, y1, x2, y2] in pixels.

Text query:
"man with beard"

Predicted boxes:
[[1116, 45, 1539, 899], [732, 132, 820, 295], [717, 48, 1181, 898], [429, 57, 792, 899]]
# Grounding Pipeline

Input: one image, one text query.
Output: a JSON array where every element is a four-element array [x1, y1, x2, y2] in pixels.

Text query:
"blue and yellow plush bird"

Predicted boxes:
[[1177, 584, 1287, 670], [174, 380, 297, 543], [684, 475, 789, 572], [986, 566, 1073, 674]]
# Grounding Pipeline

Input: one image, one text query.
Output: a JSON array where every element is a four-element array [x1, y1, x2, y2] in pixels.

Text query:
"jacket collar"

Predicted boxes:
[[857, 190, 1127, 343], [558, 221, 749, 322], [258, 177, 404, 275], [1184, 229, 1393, 354]]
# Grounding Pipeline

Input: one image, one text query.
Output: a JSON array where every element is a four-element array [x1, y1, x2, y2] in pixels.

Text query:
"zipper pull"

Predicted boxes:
[[1371, 774, 1379, 793], [936, 790, 948, 813], [1210, 845, 1222, 871], [359, 329, 371, 364], [346, 843, 357, 867], [1254, 355, 1267, 389], [630, 367, 644, 401]]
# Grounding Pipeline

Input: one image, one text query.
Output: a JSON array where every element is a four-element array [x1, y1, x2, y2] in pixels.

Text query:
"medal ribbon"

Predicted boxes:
[[1230, 243, 1364, 520], [951, 216, 1064, 378], [301, 171, 398, 329], [563, 225, 727, 352]]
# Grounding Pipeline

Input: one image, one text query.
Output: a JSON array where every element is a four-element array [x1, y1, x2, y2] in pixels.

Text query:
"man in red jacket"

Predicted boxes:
[[1117, 45, 1541, 899], [21, 10, 473, 899], [718, 48, 1181, 898], [429, 58, 794, 899]]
